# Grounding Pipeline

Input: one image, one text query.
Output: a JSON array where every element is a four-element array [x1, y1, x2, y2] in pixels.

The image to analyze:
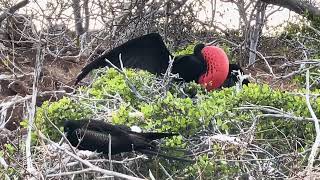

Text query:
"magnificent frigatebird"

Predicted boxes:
[[63, 119, 178, 155], [75, 33, 249, 91]]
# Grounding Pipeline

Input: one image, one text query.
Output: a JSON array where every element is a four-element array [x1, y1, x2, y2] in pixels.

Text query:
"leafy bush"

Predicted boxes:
[[36, 97, 93, 140], [34, 65, 320, 178], [0, 144, 21, 178], [35, 42, 320, 178], [174, 43, 198, 56], [86, 68, 157, 106]]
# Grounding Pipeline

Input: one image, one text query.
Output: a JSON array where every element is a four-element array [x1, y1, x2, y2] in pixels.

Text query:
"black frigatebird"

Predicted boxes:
[[63, 119, 178, 155], [75, 33, 249, 91]]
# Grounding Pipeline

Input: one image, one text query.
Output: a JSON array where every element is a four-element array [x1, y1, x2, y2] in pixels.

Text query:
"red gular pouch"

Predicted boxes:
[[198, 46, 229, 91]]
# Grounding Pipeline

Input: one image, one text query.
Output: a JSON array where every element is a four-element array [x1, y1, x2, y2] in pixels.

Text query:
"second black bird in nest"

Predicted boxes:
[[64, 119, 178, 155]]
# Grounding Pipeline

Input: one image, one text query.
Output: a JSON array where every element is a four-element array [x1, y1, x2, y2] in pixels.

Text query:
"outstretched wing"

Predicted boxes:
[[75, 33, 172, 85]]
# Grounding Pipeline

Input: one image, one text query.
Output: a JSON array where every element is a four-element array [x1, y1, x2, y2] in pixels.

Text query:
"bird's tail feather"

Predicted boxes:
[[140, 132, 179, 141], [139, 149, 195, 162]]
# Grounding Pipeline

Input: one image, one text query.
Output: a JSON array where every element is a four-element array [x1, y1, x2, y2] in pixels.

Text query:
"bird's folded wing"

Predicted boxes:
[[75, 129, 110, 145], [80, 119, 127, 135], [75, 33, 172, 85]]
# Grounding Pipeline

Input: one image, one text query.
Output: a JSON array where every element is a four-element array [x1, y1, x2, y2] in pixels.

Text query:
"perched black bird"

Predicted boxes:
[[75, 33, 248, 91], [64, 119, 178, 155]]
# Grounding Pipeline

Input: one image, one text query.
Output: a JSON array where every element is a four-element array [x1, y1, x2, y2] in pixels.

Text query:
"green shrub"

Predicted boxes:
[[36, 97, 92, 140], [186, 154, 240, 178], [86, 68, 157, 106], [0, 145, 21, 178], [174, 43, 198, 56], [35, 65, 320, 178]]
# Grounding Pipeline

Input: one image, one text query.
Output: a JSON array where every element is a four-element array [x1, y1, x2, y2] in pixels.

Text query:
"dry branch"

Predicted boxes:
[[25, 42, 43, 179], [0, 0, 30, 23], [39, 133, 145, 180], [261, 0, 320, 21], [305, 69, 320, 174]]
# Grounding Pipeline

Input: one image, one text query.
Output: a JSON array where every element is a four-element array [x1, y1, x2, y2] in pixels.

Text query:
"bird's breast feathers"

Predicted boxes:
[[198, 46, 229, 90]]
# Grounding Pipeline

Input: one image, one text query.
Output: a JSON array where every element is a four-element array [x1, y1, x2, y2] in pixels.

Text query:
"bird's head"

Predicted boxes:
[[196, 45, 229, 91], [64, 120, 82, 134]]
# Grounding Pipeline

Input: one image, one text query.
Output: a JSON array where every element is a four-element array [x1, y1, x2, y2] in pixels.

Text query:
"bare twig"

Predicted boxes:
[[25, 43, 42, 179], [39, 133, 144, 180], [0, 0, 30, 23], [108, 134, 113, 173], [159, 163, 174, 180], [305, 68, 320, 174], [236, 104, 316, 123]]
